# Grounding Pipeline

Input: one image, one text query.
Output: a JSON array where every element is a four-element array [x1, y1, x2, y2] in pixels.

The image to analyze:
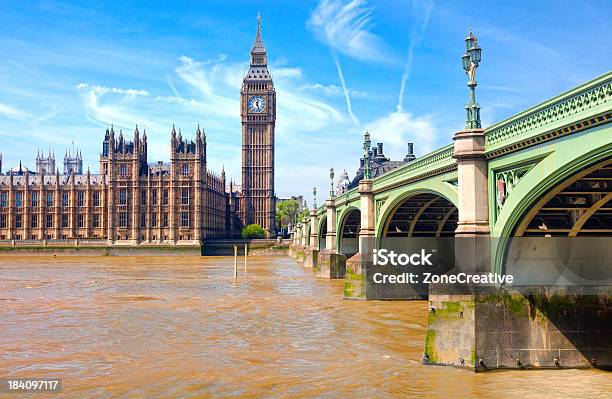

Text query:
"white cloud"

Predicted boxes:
[[274, 68, 346, 133], [307, 0, 397, 127], [331, 51, 359, 125], [76, 83, 158, 129], [0, 103, 28, 120], [308, 0, 397, 64], [300, 83, 368, 98], [272, 66, 302, 80], [365, 108, 438, 158], [76, 83, 149, 97], [175, 56, 214, 96]]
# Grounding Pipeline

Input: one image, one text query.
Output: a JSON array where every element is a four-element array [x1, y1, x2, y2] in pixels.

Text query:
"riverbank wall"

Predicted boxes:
[[0, 238, 285, 256]]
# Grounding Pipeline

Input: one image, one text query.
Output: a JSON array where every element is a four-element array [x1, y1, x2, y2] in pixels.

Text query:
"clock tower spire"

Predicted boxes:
[[240, 13, 276, 235], [250, 13, 267, 66]]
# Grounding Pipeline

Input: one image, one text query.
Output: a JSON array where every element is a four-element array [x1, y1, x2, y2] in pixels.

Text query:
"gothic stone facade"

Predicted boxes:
[[0, 126, 238, 243]]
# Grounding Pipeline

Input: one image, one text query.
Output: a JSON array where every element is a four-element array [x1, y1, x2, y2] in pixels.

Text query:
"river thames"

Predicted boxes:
[[0, 255, 610, 398]]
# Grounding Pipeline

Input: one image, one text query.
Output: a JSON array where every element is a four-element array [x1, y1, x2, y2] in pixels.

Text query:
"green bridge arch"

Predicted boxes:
[[336, 205, 360, 255], [491, 124, 612, 273], [374, 177, 459, 248]]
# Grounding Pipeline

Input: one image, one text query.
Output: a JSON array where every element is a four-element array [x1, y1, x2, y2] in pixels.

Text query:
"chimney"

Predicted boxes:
[[377, 142, 383, 157], [404, 142, 416, 162]]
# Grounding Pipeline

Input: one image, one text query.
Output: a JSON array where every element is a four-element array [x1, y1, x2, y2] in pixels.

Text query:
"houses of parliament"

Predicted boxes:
[[0, 17, 276, 244]]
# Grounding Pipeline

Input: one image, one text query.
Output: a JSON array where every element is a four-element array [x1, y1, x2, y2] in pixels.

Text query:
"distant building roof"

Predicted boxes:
[[346, 142, 416, 190]]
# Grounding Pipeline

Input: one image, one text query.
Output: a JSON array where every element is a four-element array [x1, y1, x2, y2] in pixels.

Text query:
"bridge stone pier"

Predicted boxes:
[[295, 72, 612, 370], [316, 197, 347, 278], [303, 209, 318, 268], [290, 222, 306, 262], [344, 179, 375, 299]]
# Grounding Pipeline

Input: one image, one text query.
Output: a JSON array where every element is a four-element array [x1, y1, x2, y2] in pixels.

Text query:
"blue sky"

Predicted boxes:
[[0, 0, 610, 203]]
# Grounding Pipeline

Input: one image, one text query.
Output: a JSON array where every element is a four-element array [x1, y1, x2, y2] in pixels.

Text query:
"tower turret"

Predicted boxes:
[[36, 148, 55, 174], [63, 145, 83, 175], [171, 125, 177, 154]]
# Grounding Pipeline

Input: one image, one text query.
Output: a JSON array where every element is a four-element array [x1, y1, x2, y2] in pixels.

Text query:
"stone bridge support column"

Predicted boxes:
[[288, 228, 296, 257], [291, 223, 301, 259], [309, 211, 318, 248], [291, 222, 302, 259], [453, 128, 489, 236], [303, 217, 310, 242], [344, 179, 374, 299], [303, 209, 319, 268], [317, 198, 347, 279], [294, 221, 306, 262], [425, 127, 493, 369]]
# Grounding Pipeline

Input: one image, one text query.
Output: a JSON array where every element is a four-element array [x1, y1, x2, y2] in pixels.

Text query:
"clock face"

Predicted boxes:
[[248, 95, 266, 113]]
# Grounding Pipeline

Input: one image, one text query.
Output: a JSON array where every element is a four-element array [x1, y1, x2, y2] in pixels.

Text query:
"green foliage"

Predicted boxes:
[[241, 224, 265, 239], [276, 199, 300, 229]]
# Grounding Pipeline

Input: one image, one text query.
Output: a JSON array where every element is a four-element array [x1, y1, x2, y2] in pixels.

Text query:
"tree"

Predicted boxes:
[[241, 224, 265, 239], [276, 199, 300, 230]]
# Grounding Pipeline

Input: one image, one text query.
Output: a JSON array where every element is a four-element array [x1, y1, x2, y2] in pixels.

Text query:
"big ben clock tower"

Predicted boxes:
[[241, 14, 276, 234]]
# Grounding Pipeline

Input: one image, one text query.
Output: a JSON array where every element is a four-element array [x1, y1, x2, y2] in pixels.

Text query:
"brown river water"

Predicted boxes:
[[0, 255, 610, 398]]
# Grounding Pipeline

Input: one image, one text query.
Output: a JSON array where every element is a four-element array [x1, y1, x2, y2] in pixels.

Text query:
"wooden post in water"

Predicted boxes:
[[233, 245, 238, 279], [244, 243, 248, 273]]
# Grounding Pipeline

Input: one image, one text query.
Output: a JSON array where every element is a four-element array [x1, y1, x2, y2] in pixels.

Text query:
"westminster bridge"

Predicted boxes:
[[289, 71, 612, 371]]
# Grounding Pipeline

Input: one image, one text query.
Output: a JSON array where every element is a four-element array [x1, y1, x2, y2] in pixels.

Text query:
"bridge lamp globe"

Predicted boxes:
[[329, 167, 335, 198], [465, 29, 477, 51], [469, 42, 482, 66], [363, 130, 371, 153], [461, 52, 471, 72], [362, 130, 372, 179]]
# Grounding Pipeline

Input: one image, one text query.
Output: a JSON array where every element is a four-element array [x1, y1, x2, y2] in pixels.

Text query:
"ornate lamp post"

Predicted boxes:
[[461, 29, 482, 129], [362, 130, 372, 180], [329, 167, 335, 198], [313, 187, 317, 209]]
